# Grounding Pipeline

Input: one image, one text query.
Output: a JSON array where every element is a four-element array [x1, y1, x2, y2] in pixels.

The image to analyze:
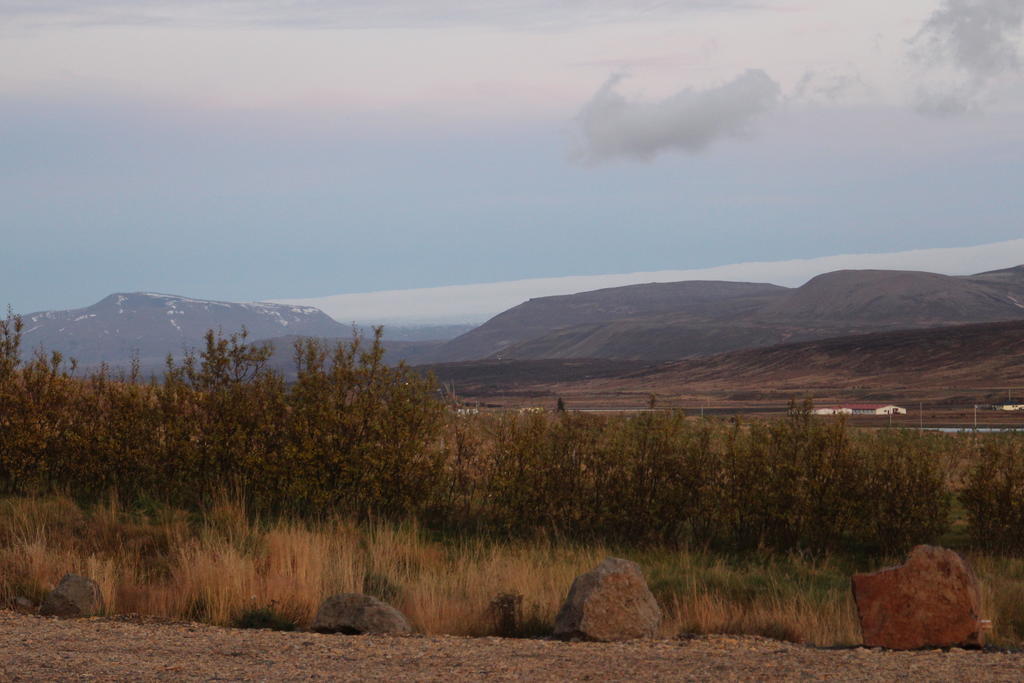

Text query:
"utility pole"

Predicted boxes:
[[919, 402, 923, 430]]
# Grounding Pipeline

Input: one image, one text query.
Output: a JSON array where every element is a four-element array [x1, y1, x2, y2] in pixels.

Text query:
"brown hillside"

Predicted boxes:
[[426, 319, 1024, 406], [429, 266, 1024, 363], [592, 319, 1024, 393], [422, 280, 786, 362]]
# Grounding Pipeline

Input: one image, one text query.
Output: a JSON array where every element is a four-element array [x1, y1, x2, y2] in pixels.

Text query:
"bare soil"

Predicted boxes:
[[2, 611, 1022, 681]]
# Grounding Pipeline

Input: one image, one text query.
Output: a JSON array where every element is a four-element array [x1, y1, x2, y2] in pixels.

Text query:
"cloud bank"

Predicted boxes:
[[1, 0, 763, 30], [572, 69, 781, 163], [911, 0, 1024, 115], [272, 239, 1024, 325]]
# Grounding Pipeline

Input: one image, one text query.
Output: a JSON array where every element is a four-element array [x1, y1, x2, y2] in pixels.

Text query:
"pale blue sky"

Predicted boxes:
[[2, 0, 1023, 314]]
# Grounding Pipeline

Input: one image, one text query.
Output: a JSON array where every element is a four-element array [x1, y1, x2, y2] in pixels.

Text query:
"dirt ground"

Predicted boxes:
[[2, 611, 1023, 681]]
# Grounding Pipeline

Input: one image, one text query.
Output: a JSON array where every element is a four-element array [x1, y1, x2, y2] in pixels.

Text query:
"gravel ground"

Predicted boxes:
[[2, 610, 1022, 681]]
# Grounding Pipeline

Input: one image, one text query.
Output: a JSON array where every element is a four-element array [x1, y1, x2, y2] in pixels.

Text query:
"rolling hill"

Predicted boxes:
[[424, 266, 1024, 362], [420, 280, 787, 362], [753, 268, 1024, 324]]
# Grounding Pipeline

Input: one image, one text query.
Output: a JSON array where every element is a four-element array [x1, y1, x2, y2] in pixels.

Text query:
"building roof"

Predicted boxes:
[[843, 404, 901, 409], [818, 404, 901, 410]]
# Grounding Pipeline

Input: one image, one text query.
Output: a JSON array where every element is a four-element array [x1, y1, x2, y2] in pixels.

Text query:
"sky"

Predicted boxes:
[[2, 0, 1024, 318]]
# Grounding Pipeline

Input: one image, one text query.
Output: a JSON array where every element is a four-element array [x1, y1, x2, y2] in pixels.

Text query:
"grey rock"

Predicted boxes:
[[554, 557, 661, 641], [14, 596, 36, 613], [39, 574, 104, 618], [312, 594, 412, 635]]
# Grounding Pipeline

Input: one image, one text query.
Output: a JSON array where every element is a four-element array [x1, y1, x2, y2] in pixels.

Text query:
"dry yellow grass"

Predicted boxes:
[[669, 585, 859, 644], [3, 495, 1023, 647], [0, 496, 608, 635]]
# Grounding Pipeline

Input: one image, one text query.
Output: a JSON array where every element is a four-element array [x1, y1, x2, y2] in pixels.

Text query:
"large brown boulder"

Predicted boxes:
[[553, 557, 661, 641], [852, 545, 984, 649], [312, 594, 412, 635], [39, 574, 105, 618]]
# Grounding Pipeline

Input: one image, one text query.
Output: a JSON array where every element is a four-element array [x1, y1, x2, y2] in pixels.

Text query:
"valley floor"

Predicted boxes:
[[1, 611, 1021, 681]]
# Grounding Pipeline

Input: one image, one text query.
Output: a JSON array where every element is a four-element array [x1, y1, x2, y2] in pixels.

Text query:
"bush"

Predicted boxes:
[[854, 430, 951, 554], [440, 402, 952, 554], [962, 437, 1024, 554], [0, 308, 966, 555], [0, 309, 444, 520]]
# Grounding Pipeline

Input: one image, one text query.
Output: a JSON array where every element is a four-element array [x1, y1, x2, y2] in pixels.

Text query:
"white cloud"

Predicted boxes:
[[910, 0, 1024, 115], [571, 69, 781, 162], [915, 0, 1023, 76], [270, 239, 1024, 325]]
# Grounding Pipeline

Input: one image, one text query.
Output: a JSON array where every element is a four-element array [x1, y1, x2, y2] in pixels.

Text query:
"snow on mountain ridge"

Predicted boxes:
[[134, 292, 315, 312], [17, 292, 351, 366]]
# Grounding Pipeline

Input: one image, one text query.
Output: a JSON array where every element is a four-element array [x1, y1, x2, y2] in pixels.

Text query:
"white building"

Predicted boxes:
[[813, 406, 853, 415], [813, 404, 906, 416]]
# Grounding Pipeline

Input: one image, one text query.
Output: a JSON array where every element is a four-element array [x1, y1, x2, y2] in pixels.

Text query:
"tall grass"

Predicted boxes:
[[4, 497, 1019, 647], [0, 495, 845, 642], [0, 496, 604, 636], [5, 495, 1024, 646]]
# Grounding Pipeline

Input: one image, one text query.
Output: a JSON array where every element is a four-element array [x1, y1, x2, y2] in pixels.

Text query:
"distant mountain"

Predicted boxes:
[[16, 264, 1024, 373], [19, 293, 351, 367], [753, 268, 1024, 324], [422, 280, 787, 362], [422, 266, 1024, 362]]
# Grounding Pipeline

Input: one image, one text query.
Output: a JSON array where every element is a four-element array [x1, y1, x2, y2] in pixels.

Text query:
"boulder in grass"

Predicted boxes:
[[14, 596, 36, 614], [39, 574, 105, 618], [554, 557, 661, 641], [852, 545, 984, 650], [313, 594, 412, 635]]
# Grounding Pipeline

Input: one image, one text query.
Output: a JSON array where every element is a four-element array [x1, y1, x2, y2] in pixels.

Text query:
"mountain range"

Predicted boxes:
[[12, 265, 1024, 377], [417, 265, 1024, 363]]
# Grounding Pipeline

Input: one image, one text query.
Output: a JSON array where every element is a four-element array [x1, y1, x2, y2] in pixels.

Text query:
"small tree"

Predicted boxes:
[[0, 306, 23, 382], [170, 327, 273, 390]]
